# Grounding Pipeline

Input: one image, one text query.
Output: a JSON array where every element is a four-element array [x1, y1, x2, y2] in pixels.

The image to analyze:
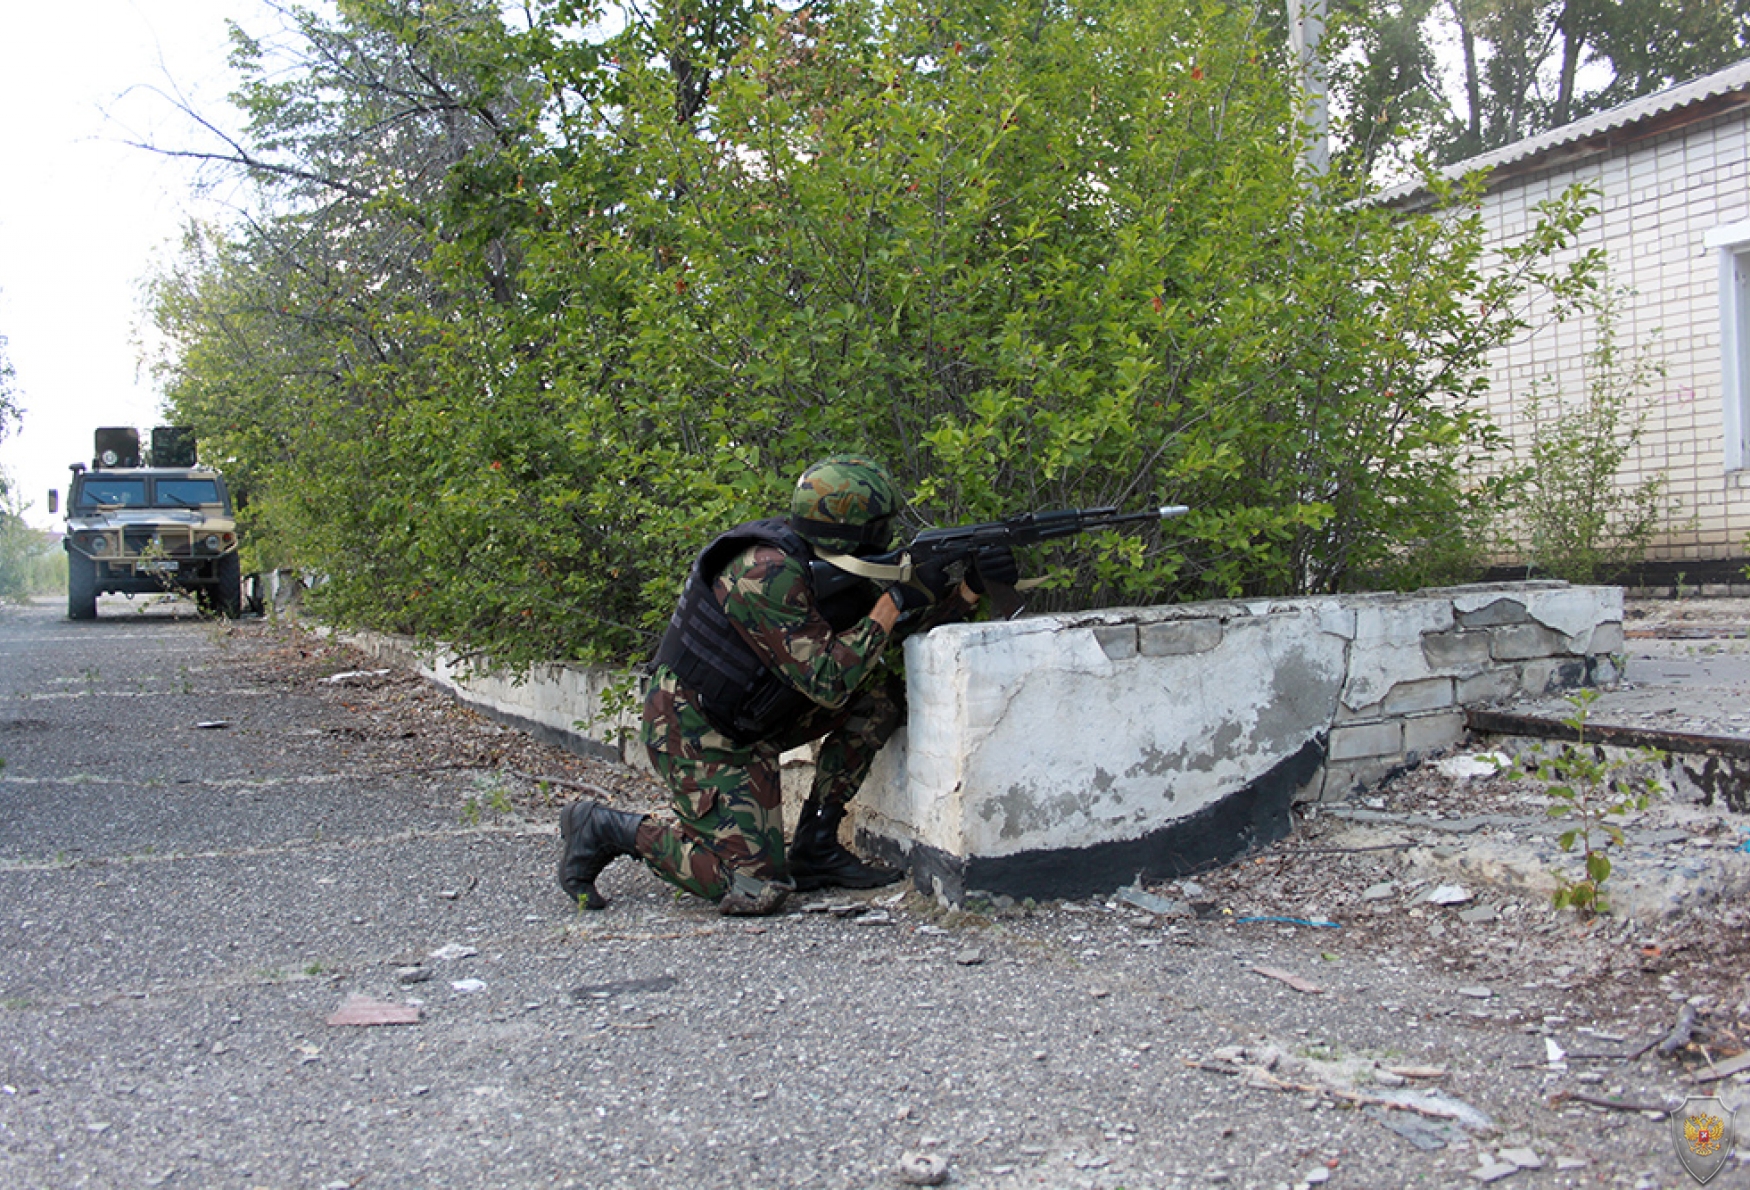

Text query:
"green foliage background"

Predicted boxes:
[[149, 0, 1598, 668], [1322, 0, 1750, 184], [0, 479, 63, 602]]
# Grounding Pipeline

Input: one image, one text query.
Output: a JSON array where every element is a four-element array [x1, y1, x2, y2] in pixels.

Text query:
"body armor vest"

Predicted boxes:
[[652, 518, 881, 743]]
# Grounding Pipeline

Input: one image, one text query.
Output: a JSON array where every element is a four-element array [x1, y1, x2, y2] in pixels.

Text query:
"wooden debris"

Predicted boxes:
[[1657, 1003, 1701, 1058], [1185, 1059, 1486, 1126], [326, 996, 421, 1027], [1252, 965, 1324, 994], [1548, 1090, 1673, 1117], [1696, 1051, 1750, 1083]]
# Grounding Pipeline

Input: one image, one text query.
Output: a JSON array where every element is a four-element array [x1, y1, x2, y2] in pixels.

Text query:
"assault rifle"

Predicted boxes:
[[811, 503, 1190, 623]]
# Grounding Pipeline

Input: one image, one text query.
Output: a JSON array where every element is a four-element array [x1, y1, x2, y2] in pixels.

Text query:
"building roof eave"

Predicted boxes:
[[1377, 57, 1750, 212]]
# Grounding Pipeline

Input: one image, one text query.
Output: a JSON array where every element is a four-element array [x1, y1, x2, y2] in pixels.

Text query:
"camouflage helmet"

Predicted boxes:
[[789, 455, 901, 551]]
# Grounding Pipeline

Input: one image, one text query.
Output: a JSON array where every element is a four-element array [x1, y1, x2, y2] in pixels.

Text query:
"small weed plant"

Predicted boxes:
[[576, 671, 642, 751], [460, 780, 515, 826], [1507, 688, 1663, 913], [1516, 285, 1682, 583]]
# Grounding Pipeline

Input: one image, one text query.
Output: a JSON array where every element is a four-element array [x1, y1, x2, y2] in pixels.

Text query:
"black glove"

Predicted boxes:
[[885, 555, 956, 613], [967, 546, 1019, 595]]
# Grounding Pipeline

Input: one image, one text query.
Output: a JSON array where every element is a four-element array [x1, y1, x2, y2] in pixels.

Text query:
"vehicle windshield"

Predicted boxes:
[[76, 478, 148, 507], [154, 478, 223, 507]]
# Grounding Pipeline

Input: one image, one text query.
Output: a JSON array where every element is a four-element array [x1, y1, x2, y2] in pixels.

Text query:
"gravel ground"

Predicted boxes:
[[1, 594, 1747, 1189]]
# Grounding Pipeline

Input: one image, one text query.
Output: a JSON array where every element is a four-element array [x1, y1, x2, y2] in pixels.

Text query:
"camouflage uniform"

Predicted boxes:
[[556, 454, 991, 914], [636, 543, 942, 902]]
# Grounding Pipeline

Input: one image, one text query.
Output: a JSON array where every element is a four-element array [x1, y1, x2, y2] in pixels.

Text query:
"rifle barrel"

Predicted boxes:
[[1085, 504, 1187, 527]]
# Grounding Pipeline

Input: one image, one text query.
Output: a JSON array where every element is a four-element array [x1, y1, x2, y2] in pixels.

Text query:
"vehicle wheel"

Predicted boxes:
[[68, 555, 98, 620], [216, 555, 243, 619]]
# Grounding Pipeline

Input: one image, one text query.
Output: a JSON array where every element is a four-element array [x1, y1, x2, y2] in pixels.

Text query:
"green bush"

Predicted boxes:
[[1513, 284, 1678, 583], [150, 0, 1600, 667]]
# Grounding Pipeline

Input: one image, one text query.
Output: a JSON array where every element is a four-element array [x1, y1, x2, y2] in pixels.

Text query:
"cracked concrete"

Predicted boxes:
[[857, 583, 1622, 902], [1382, 595, 1750, 924]]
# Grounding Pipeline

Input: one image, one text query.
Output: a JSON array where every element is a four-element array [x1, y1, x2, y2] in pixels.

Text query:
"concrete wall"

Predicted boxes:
[[357, 582, 1621, 905], [345, 633, 645, 767], [852, 582, 1623, 904]]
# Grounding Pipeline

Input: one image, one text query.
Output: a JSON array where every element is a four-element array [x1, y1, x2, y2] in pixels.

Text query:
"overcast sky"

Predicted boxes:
[[0, 0, 273, 528]]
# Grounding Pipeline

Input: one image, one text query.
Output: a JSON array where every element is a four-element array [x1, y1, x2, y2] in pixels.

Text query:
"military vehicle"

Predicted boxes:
[[52, 427, 243, 620]]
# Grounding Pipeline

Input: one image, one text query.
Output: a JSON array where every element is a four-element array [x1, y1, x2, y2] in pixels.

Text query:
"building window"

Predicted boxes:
[[1707, 221, 1750, 473]]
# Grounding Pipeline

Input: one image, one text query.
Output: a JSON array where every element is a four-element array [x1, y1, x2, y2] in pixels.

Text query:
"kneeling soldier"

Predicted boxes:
[[556, 455, 1016, 915]]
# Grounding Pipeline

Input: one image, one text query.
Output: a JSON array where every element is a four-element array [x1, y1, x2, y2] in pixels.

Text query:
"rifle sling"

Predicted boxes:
[[817, 548, 1051, 603], [813, 550, 913, 584]]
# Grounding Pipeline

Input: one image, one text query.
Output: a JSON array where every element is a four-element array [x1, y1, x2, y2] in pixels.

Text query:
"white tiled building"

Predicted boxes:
[[1384, 60, 1750, 589]]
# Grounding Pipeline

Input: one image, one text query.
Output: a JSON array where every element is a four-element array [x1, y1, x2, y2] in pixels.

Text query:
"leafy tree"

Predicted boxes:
[[1586, 0, 1750, 112], [1326, 0, 1750, 185], [0, 473, 61, 601], [0, 331, 19, 496], [1326, 0, 1446, 181]]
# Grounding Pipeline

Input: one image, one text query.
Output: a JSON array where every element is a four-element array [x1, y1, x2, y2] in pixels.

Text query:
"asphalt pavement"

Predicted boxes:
[[0, 595, 1744, 1190]]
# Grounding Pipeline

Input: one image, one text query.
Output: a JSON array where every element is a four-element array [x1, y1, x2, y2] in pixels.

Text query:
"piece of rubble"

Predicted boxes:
[[1436, 753, 1508, 780], [1428, 885, 1474, 906], [1456, 985, 1494, 999], [1372, 1089, 1494, 1132], [1253, 966, 1323, 994], [1367, 1107, 1459, 1151], [1498, 1147, 1543, 1170], [1361, 882, 1396, 901], [1117, 884, 1192, 918], [955, 948, 985, 966], [897, 1152, 949, 1186], [428, 943, 478, 962], [319, 669, 392, 685], [1471, 1159, 1519, 1183], [1545, 1038, 1567, 1068], [326, 995, 420, 1027]]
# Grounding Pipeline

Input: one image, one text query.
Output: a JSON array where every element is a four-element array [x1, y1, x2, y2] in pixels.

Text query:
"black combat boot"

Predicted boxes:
[[787, 799, 904, 892], [557, 800, 646, 909]]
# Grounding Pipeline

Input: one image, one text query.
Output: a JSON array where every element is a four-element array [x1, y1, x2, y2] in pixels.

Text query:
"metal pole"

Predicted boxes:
[[1284, 0, 1330, 179]]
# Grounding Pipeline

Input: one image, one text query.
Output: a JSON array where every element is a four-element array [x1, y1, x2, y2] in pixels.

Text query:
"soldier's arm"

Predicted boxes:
[[716, 546, 894, 710]]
